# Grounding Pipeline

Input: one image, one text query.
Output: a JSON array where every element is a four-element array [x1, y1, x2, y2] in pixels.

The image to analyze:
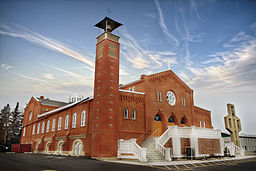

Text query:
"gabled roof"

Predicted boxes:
[[147, 70, 192, 92], [120, 70, 192, 93], [37, 96, 93, 118], [33, 96, 68, 107]]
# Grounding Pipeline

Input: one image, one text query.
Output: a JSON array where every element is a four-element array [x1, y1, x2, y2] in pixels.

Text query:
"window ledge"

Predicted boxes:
[[124, 118, 137, 121]]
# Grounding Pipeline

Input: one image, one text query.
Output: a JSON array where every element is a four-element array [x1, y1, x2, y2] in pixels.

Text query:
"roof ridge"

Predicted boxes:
[[37, 96, 93, 118]]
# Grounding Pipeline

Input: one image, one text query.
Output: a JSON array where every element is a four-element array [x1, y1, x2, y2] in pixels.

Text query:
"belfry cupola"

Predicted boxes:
[[95, 17, 122, 32]]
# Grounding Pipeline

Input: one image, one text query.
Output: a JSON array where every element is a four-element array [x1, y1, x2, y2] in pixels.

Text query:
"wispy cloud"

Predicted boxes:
[[187, 30, 256, 93], [154, 0, 179, 48], [250, 22, 256, 35], [43, 73, 55, 79], [190, 0, 201, 20], [120, 28, 176, 69], [183, 34, 204, 43], [0, 64, 13, 70], [144, 12, 156, 19], [0, 24, 95, 69], [39, 63, 93, 87], [16, 72, 49, 83]]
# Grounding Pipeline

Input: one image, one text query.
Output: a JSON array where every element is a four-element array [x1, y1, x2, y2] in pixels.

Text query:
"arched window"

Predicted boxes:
[[52, 119, 56, 131], [58, 142, 64, 154], [32, 124, 35, 135], [199, 120, 201, 127], [180, 117, 186, 124], [203, 121, 205, 128], [65, 115, 69, 129], [132, 110, 136, 120], [37, 123, 40, 134], [154, 114, 161, 121], [23, 127, 26, 136], [168, 116, 174, 123], [81, 110, 86, 127], [72, 113, 77, 128], [29, 112, 32, 120], [124, 108, 128, 119], [41, 121, 45, 133], [46, 120, 50, 132], [58, 117, 62, 130]]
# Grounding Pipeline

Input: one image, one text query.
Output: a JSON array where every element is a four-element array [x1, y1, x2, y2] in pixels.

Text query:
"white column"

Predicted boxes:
[[172, 126, 181, 157], [190, 126, 199, 157]]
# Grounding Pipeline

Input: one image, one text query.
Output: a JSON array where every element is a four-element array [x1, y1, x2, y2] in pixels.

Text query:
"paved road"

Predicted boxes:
[[149, 158, 256, 170], [0, 153, 255, 171]]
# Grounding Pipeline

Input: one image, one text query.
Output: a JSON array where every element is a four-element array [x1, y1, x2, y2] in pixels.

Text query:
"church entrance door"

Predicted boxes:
[[153, 114, 163, 136]]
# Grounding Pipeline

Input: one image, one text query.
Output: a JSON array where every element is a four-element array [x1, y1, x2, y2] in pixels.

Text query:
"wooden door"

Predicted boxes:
[[153, 120, 162, 136]]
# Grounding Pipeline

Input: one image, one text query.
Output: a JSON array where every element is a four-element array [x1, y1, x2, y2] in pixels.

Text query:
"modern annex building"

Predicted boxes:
[[21, 17, 224, 161]]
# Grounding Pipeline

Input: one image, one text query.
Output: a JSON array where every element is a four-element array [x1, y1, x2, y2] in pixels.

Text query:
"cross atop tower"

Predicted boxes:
[[95, 17, 122, 33]]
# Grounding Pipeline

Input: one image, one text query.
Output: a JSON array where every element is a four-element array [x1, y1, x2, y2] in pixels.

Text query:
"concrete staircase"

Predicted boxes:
[[141, 137, 166, 162]]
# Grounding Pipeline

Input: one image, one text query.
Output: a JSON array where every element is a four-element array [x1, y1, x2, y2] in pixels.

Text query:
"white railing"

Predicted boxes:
[[155, 127, 172, 161], [155, 140, 171, 161], [234, 145, 245, 156], [118, 139, 147, 162], [224, 142, 245, 156], [158, 127, 172, 145]]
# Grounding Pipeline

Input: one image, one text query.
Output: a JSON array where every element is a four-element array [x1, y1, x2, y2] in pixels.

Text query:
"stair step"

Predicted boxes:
[[140, 137, 167, 162]]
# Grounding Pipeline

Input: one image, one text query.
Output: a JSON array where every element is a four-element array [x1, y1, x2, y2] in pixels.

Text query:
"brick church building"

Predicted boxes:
[[21, 17, 223, 161]]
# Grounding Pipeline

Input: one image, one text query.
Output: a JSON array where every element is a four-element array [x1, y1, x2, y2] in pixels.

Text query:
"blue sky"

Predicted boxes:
[[0, 0, 256, 134]]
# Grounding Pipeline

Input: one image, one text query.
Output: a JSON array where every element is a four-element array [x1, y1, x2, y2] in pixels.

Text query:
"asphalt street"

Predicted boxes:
[[0, 153, 255, 171]]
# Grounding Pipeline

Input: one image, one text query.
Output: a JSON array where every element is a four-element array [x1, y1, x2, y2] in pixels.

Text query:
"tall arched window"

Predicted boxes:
[[154, 114, 161, 121], [72, 113, 77, 128], [58, 117, 62, 130], [180, 117, 186, 124], [124, 108, 128, 119], [41, 121, 45, 133], [52, 119, 56, 131], [81, 110, 86, 127], [132, 110, 136, 120], [29, 112, 32, 120], [37, 123, 40, 134], [65, 115, 69, 129], [23, 127, 26, 136], [46, 120, 50, 132], [32, 124, 35, 135], [199, 120, 201, 127]]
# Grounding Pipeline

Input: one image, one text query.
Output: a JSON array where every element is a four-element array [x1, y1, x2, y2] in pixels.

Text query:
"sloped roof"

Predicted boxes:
[[120, 70, 192, 92], [119, 79, 142, 88], [37, 96, 93, 118], [34, 97, 69, 107]]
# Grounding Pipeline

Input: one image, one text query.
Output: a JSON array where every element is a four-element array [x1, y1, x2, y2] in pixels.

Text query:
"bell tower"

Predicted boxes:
[[91, 17, 122, 157]]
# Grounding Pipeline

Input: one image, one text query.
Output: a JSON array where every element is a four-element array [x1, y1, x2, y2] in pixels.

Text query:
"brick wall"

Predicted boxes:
[[180, 138, 190, 155], [198, 138, 220, 154]]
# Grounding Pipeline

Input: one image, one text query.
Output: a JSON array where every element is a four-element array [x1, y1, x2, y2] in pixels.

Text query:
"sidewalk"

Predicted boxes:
[[102, 155, 256, 166]]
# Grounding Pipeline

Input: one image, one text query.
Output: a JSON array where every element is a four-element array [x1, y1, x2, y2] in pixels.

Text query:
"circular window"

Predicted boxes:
[[166, 91, 176, 106]]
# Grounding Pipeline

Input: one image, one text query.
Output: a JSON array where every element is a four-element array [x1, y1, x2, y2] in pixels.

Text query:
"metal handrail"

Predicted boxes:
[[137, 129, 161, 142]]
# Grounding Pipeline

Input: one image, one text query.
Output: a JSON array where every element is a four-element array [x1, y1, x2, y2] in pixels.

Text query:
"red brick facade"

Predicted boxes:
[[20, 20, 213, 158]]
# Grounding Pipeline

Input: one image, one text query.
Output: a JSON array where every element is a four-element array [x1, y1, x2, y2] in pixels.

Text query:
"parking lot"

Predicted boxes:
[[0, 153, 255, 171]]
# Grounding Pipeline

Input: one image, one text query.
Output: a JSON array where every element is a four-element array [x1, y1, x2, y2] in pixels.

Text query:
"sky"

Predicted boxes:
[[0, 0, 256, 134]]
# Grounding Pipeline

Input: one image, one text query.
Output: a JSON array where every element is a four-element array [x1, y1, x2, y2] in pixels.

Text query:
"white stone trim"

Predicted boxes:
[[72, 139, 85, 156], [158, 125, 224, 158], [119, 89, 145, 95], [118, 138, 147, 162]]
